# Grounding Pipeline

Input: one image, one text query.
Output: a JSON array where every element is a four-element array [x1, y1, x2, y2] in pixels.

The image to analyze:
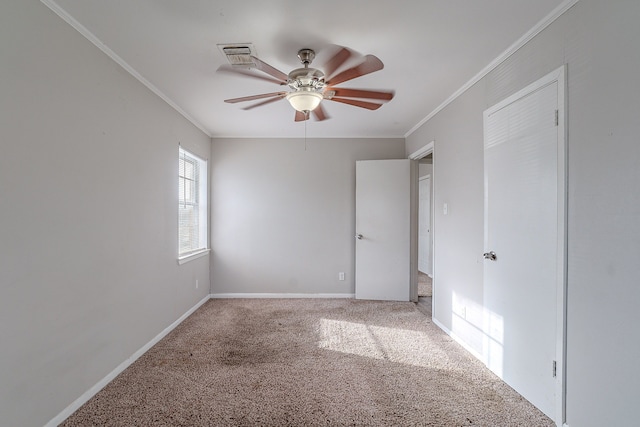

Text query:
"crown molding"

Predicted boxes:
[[40, 0, 213, 138], [405, 0, 579, 138]]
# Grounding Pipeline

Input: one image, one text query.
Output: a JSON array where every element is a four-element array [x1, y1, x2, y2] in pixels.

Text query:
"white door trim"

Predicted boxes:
[[484, 65, 567, 425], [408, 140, 434, 160]]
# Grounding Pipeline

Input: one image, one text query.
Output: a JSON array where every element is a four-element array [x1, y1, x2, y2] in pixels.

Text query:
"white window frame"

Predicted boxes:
[[178, 146, 209, 264]]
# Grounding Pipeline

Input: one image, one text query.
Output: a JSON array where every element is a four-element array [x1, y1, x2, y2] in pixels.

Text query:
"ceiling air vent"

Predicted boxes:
[[217, 43, 256, 66]]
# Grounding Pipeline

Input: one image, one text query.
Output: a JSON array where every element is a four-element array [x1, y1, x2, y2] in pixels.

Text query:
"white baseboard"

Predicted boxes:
[[211, 293, 355, 299], [432, 317, 486, 365], [45, 295, 210, 427], [434, 317, 568, 426]]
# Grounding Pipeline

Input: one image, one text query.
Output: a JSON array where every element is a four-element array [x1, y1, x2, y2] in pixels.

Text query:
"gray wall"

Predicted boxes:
[[406, 1, 640, 425], [211, 138, 405, 295], [0, 2, 211, 426]]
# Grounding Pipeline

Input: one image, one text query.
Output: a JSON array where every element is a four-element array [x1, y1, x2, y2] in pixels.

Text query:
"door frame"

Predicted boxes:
[[483, 65, 567, 425], [408, 141, 435, 304]]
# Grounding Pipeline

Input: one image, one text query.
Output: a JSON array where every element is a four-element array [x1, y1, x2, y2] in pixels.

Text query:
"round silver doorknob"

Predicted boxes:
[[356, 234, 363, 240]]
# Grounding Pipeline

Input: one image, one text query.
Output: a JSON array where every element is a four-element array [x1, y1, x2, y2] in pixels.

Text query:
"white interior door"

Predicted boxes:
[[483, 73, 564, 420], [418, 176, 431, 275], [355, 159, 411, 301]]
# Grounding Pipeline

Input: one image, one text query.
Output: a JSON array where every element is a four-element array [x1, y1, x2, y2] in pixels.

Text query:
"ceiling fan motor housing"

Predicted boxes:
[[288, 49, 325, 94], [287, 68, 325, 91]]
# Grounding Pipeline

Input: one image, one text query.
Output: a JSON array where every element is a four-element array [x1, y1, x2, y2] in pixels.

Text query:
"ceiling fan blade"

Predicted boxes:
[[312, 104, 330, 121], [224, 92, 287, 104], [323, 47, 352, 80], [251, 56, 289, 83], [294, 110, 309, 122], [217, 65, 286, 85], [328, 97, 384, 110], [243, 94, 287, 110], [326, 55, 384, 86], [328, 88, 394, 101]]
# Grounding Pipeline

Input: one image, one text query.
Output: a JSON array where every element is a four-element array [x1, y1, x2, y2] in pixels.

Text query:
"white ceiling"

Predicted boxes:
[[46, 0, 566, 139]]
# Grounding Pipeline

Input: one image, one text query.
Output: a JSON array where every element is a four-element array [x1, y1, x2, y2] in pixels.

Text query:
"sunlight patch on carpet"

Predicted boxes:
[[318, 318, 452, 369]]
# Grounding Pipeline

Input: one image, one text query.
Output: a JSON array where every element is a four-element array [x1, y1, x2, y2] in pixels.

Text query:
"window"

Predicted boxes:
[[178, 147, 208, 261]]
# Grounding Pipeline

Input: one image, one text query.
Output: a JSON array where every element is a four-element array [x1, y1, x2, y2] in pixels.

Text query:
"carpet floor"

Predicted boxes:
[[61, 299, 553, 426], [418, 272, 432, 297]]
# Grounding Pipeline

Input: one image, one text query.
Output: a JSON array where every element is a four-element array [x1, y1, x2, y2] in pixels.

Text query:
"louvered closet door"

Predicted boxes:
[[483, 77, 562, 420]]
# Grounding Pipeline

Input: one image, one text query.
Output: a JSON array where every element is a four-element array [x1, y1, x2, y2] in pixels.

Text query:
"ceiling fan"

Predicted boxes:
[[220, 47, 394, 122]]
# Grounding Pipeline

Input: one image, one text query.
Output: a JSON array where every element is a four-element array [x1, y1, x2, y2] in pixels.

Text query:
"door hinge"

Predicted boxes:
[[552, 360, 557, 378], [554, 110, 559, 126]]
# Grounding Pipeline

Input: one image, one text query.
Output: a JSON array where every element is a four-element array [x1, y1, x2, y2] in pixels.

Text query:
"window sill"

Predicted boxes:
[[178, 249, 211, 265]]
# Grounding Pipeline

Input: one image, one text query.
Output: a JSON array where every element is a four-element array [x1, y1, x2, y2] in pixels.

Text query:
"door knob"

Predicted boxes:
[[483, 251, 497, 261], [356, 234, 363, 240]]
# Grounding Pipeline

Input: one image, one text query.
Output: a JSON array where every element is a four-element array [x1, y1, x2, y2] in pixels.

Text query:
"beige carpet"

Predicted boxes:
[[61, 299, 553, 426], [418, 271, 432, 297]]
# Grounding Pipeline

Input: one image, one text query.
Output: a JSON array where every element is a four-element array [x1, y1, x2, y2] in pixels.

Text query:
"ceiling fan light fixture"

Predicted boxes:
[[286, 91, 323, 112]]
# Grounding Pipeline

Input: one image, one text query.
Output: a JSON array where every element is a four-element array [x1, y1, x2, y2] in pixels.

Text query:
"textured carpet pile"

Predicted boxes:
[[418, 272, 432, 297], [62, 299, 553, 426]]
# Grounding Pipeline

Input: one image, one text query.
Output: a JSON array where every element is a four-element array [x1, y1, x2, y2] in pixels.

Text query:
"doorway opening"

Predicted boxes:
[[409, 141, 434, 314], [417, 158, 432, 314]]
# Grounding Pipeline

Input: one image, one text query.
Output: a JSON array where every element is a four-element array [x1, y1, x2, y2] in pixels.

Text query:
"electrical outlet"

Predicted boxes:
[[195, 279, 199, 289], [461, 306, 466, 319], [339, 272, 345, 281]]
